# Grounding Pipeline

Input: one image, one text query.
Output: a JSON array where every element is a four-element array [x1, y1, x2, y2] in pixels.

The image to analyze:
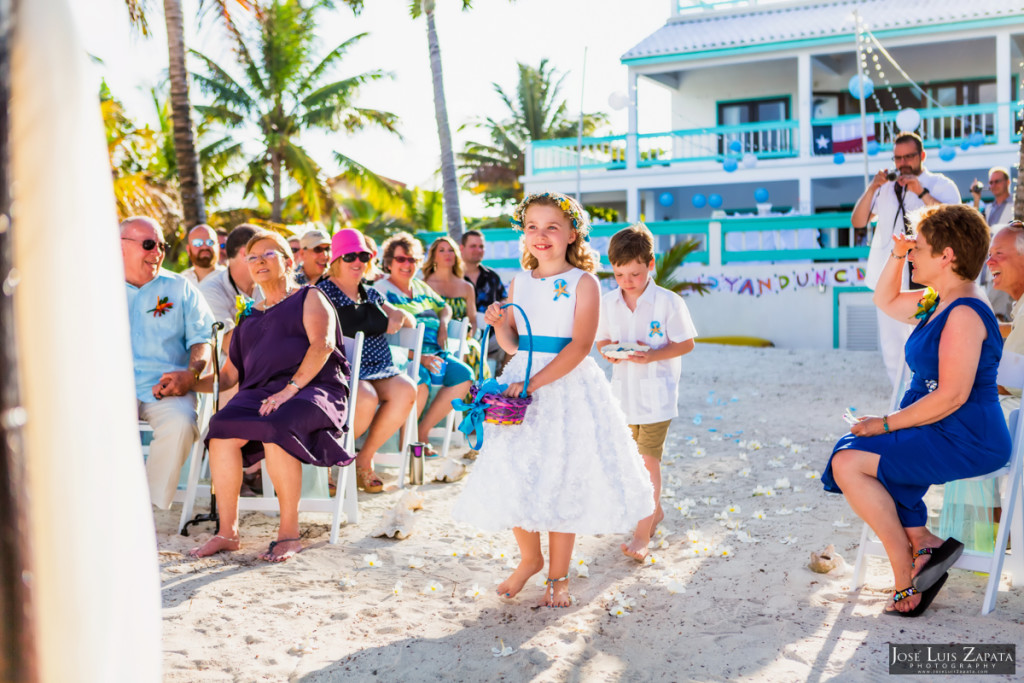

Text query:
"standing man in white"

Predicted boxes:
[[852, 132, 960, 388]]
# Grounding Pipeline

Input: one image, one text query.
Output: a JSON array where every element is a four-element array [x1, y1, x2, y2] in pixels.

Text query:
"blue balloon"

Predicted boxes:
[[866, 140, 879, 156], [723, 157, 738, 173], [939, 145, 956, 161], [691, 194, 707, 208], [754, 187, 769, 203], [708, 193, 723, 209], [970, 131, 985, 147], [658, 192, 674, 207], [729, 140, 742, 153], [833, 152, 845, 165], [848, 74, 874, 99], [960, 140, 971, 151]]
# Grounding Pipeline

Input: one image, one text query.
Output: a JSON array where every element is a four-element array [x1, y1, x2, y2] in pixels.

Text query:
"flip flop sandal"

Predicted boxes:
[[912, 538, 964, 592], [884, 572, 949, 618], [261, 537, 302, 563]]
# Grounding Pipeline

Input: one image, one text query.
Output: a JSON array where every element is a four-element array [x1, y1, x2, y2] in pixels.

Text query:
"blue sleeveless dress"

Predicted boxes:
[[822, 297, 1011, 527]]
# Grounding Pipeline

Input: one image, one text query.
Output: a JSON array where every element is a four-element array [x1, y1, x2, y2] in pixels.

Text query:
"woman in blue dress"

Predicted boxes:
[[823, 204, 1011, 616]]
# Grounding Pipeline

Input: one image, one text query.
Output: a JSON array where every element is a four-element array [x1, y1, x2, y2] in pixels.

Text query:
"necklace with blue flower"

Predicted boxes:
[[914, 287, 939, 320]]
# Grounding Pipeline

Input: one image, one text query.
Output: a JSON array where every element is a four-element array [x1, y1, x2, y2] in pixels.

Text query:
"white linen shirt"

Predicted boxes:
[[864, 168, 961, 289], [597, 279, 697, 424]]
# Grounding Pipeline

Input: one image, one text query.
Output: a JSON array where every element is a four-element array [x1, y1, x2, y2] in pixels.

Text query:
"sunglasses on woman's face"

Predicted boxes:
[[390, 255, 419, 264], [191, 238, 216, 248], [122, 237, 169, 252], [245, 249, 284, 265], [340, 251, 372, 263]]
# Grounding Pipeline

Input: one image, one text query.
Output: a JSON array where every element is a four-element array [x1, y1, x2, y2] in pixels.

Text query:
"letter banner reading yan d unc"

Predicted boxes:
[[889, 644, 1015, 675]]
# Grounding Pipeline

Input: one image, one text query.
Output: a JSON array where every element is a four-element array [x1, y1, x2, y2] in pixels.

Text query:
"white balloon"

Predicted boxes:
[[742, 152, 758, 169], [895, 108, 921, 132], [608, 91, 630, 111]]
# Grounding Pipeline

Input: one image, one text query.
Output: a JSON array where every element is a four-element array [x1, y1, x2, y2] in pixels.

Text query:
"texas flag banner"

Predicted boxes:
[[813, 115, 876, 155]]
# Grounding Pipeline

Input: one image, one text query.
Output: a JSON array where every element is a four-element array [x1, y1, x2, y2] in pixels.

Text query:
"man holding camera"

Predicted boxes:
[[852, 131, 960, 388]]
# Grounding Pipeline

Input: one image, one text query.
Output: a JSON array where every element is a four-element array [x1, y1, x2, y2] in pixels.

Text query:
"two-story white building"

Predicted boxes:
[[507, 0, 1024, 350]]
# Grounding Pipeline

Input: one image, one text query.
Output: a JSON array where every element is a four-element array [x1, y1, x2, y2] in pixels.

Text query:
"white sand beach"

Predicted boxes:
[[155, 345, 1023, 681]]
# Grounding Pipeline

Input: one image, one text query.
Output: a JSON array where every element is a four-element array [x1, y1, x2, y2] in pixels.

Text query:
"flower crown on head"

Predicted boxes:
[[511, 192, 591, 238]]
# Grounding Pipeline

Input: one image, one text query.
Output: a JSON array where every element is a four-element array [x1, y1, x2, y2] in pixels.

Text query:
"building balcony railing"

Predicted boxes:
[[529, 102, 1023, 175], [423, 213, 866, 271]]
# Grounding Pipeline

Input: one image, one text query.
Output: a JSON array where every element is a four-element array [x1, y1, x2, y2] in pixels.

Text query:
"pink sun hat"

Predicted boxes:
[[330, 228, 371, 263]]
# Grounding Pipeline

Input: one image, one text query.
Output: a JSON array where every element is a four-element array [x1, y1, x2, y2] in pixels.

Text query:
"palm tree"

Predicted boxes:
[[190, 0, 400, 224], [596, 237, 709, 296], [408, 0, 494, 242], [460, 59, 608, 208]]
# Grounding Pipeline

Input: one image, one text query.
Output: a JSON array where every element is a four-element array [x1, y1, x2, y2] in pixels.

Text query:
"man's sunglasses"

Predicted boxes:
[[308, 245, 330, 254], [340, 252, 372, 263], [122, 237, 169, 252], [191, 238, 217, 248], [390, 255, 419, 264]]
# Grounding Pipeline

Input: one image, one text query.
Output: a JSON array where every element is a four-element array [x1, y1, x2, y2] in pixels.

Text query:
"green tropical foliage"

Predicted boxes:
[[190, 0, 400, 224], [460, 59, 608, 208], [597, 237, 709, 296]]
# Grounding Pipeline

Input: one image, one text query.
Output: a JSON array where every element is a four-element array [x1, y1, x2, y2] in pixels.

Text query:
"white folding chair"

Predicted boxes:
[[237, 333, 364, 543], [375, 323, 426, 489], [852, 365, 1024, 614], [432, 317, 470, 459], [139, 391, 213, 534]]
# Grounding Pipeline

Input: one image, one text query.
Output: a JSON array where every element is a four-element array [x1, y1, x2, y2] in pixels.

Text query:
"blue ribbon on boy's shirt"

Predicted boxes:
[[451, 378, 508, 450]]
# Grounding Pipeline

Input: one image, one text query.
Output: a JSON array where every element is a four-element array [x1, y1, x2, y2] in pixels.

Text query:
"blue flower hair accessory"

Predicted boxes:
[[511, 192, 591, 241]]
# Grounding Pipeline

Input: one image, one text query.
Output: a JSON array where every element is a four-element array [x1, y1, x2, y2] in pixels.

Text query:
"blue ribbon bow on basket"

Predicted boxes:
[[451, 302, 534, 450]]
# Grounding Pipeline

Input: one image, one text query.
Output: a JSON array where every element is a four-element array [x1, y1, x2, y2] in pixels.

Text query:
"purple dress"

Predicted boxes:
[[207, 286, 353, 468]]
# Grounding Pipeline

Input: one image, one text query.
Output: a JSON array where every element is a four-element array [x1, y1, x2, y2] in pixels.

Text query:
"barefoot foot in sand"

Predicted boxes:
[[259, 537, 303, 563], [540, 575, 571, 607], [189, 534, 240, 558], [496, 557, 544, 598]]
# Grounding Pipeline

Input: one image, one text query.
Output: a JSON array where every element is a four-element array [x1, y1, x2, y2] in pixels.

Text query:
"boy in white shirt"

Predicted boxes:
[[596, 223, 698, 561]]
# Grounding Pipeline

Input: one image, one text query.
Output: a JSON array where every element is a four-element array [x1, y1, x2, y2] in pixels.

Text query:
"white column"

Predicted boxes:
[[997, 32, 1011, 146], [626, 70, 639, 171], [708, 221, 723, 268], [798, 52, 812, 160], [524, 140, 534, 176], [799, 175, 813, 214], [627, 185, 640, 223]]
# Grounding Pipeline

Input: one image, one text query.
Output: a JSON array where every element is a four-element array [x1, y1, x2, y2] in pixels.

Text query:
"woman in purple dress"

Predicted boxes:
[[190, 230, 352, 562]]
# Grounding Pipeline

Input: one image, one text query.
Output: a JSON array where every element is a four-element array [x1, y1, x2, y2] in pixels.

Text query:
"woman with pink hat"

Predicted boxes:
[[316, 229, 417, 493]]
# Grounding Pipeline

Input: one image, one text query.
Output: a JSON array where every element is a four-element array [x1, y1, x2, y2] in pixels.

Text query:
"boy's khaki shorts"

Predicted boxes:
[[628, 420, 672, 461]]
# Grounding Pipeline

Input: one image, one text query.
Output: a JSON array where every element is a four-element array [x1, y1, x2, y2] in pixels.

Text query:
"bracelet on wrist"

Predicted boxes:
[[890, 250, 907, 260], [883, 415, 891, 433], [287, 379, 300, 390]]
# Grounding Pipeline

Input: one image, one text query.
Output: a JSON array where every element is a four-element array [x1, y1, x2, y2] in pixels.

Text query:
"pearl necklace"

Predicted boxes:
[[261, 287, 296, 311]]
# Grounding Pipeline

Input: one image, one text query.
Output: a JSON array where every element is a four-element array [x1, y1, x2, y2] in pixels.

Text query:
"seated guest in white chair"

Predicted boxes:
[[122, 216, 214, 509]]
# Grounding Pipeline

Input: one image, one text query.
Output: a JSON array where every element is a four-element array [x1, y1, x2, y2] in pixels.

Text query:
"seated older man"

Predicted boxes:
[[988, 221, 1024, 404], [122, 216, 215, 508]]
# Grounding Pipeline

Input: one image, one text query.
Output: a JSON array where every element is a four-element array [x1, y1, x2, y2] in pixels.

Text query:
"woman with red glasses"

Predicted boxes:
[[373, 232, 474, 458], [317, 229, 417, 493]]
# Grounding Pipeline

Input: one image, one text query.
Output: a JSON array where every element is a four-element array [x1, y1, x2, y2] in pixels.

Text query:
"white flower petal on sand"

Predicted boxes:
[[804, 471, 819, 480], [714, 510, 730, 521], [738, 468, 751, 478], [780, 536, 798, 545], [790, 444, 806, 454], [656, 539, 669, 549], [680, 497, 697, 508], [691, 447, 706, 459], [407, 556, 425, 569], [686, 437, 699, 445], [576, 563, 590, 578], [492, 640, 515, 657], [722, 519, 745, 530], [776, 507, 794, 516], [748, 440, 763, 450], [609, 606, 628, 617], [639, 588, 648, 597], [423, 581, 443, 594], [794, 505, 814, 512], [778, 437, 793, 448], [717, 545, 735, 558], [661, 488, 676, 499], [363, 554, 381, 568], [833, 518, 851, 528], [654, 528, 671, 539], [338, 575, 359, 589], [465, 584, 483, 599], [774, 477, 791, 489], [735, 531, 760, 544], [751, 510, 766, 520], [751, 485, 772, 497], [727, 503, 742, 514], [666, 580, 687, 594], [644, 553, 660, 565], [393, 581, 403, 596], [700, 496, 718, 506], [686, 529, 702, 543], [792, 485, 804, 493], [792, 462, 809, 471]]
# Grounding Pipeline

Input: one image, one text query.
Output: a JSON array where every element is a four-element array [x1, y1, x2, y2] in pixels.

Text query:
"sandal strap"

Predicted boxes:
[[544, 574, 569, 586], [268, 537, 302, 552], [913, 547, 934, 559], [892, 586, 919, 603]]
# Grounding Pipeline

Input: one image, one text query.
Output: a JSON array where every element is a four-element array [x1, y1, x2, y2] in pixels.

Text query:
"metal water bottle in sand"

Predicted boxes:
[[408, 442, 425, 485]]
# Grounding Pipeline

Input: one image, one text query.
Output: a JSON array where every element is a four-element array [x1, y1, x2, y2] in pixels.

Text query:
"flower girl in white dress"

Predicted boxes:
[[452, 192, 654, 607]]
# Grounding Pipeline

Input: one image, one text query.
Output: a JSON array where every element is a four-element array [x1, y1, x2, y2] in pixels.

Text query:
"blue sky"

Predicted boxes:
[[76, 0, 672, 215]]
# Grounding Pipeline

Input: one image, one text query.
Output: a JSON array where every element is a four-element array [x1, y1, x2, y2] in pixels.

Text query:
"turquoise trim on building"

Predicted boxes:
[[833, 286, 872, 349], [622, 17, 1024, 67]]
